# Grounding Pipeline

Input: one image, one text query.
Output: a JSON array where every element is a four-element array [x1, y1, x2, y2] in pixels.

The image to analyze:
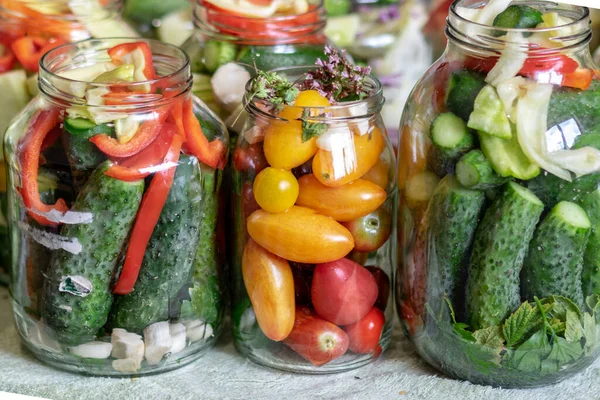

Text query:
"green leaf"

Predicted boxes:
[[301, 109, 327, 142], [509, 330, 552, 373], [444, 296, 457, 324], [583, 312, 599, 355], [565, 310, 584, 343], [540, 337, 583, 373], [549, 318, 566, 336], [585, 294, 600, 315], [550, 295, 583, 321], [503, 301, 544, 347], [453, 322, 476, 342], [473, 325, 505, 349]]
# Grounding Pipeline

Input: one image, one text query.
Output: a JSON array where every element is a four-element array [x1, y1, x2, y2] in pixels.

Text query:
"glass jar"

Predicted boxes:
[[0, 0, 137, 285], [6, 38, 228, 376], [231, 66, 396, 373], [397, 0, 600, 388], [325, 0, 433, 146], [181, 0, 328, 131]]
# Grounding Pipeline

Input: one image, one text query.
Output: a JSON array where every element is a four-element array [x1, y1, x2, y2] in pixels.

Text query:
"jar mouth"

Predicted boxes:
[[38, 38, 191, 108], [194, 0, 326, 45], [447, 0, 591, 51], [243, 65, 385, 123], [0, 0, 121, 22]]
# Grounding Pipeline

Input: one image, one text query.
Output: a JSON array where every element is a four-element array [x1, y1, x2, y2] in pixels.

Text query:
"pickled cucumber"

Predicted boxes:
[[429, 112, 474, 176], [42, 163, 144, 343], [579, 190, 600, 297], [466, 182, 543, 330], [521, 201, 590, 307], [456, 149, 511, 190]]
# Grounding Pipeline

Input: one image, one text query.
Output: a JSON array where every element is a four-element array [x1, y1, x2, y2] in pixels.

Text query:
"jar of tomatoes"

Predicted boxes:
[[231, 48, 396, 372], [6, 38, 228, 375], [180, 0, 329, 132], [397, 0, 600, 388], [0, 0, 137, 285]]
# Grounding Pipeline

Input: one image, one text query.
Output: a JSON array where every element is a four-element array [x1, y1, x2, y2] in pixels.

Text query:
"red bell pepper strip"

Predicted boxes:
[[90, 106, 170, 158], [11, 36, 67, 73], [104, 122, 177, 182], [107, 41, 156, 81], [19, 108, 68, 226], [181, 98, 226, 169], [169, 100, 185, 138], [0, 43, 16, 73], [560, 68, 595, 90], [113, 134, 183, 295]]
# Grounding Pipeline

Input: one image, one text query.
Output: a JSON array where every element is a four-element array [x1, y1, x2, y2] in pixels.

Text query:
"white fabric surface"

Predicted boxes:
[[0, 287, 599, 400]]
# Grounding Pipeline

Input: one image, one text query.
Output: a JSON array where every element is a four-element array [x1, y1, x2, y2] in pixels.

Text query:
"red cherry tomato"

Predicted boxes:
[[365, 266, 390, 311], [344, 307, 385, 354], [343, 207, 392, 252], [233, 144, 268, 173], [311, 258, 378, 325]]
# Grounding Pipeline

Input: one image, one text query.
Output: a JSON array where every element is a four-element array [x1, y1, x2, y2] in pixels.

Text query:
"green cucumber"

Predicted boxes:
[[466, 182, 544, 330], [579, 190, 600, 297], [325, 0, 351, 16], [548, 80, 600, 133], [445, 70, 487, 122], [456, 149, 512, 190], [493, 5, 543, 32], [109, 155, 204, 333], [189, 167, 223, 325], [203, 40, 238, 74], [42, 163, 144, 343], [63, 118, 111, 186], [428, 112, 474, 176], [123, 0, 188, 23], [478, 132, 540, 180], [521, 201, 590, 307], [236, 45, 326, 72], [427, 175, 485, 309], [467, 85, 512, 139]]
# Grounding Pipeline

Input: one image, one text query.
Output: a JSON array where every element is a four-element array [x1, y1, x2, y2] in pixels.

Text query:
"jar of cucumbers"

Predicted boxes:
[[231, 49, 396, 372], [397, 0, 600, 388], [0, 0, 137, 285], [6, 38, 228, 375], [180, 0, 329, 134]]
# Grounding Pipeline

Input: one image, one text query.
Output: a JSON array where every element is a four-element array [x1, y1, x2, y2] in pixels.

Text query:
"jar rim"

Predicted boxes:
[[243, 65, 385, 122], [39, 38, 191, 109], [0, 0, 122, 22]]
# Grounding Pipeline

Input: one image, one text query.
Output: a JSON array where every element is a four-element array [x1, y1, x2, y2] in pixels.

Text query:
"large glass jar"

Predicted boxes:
[[397, 0, 600, 388], [0, 0, 137, 285], [6, 38, 228, 376], [181, 0, 328, 133], [231, 66, 397, 373], [325, 0, 433, 145]]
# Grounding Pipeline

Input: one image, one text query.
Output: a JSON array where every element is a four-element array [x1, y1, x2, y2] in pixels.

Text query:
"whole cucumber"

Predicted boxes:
[[521, 201, 590, 307], [109, 155, 204, 333], [579, 190, 600, 297], [42, 162, 144, 343], [466, 182, 543, 330]]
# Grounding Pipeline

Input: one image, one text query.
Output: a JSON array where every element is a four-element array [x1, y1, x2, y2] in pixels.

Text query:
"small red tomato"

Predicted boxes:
[[291, 263, 313, 306], [242, 181, 261, 220], [283, 306, 349, 366], [312, 258, 378, 325], [344, 307, 385, 354], [365, 266, 390, 311], [343, 207, 391, 252], [233, 144, 268, 173]]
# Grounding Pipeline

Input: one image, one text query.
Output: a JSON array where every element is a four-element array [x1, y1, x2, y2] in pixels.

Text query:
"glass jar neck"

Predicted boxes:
[[193, 0, 326, 46], [38, 38, 191, 111], [445, 0, 592, 58], [0, 0, 123, 42]]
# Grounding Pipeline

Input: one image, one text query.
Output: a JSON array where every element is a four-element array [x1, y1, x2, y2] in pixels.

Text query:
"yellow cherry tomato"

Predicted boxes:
[[398, 124, 430, 190], [263, 90, 331, 170], [242, 239, 295, 341], [253, 167, 299, 213], [312, 126, 385, 187], [247, 206, 354, 263]]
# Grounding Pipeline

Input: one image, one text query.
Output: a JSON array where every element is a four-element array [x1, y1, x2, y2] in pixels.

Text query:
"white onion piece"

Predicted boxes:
[[69, 341, 112, 359]]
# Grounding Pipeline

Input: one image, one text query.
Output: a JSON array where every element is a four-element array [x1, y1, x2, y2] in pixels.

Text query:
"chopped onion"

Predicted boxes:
[[69, 341, 113, 359], [486, 32, 528, 87], [169, 323, 187, 355], [143, 321, 173, 366]]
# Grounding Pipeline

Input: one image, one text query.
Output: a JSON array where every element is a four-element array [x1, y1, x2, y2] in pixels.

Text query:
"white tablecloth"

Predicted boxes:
[[1, 287, 599, 400]]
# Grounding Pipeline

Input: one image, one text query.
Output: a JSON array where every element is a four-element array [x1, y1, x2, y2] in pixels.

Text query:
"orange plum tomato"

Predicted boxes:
[[242, 239, 295, 341], [311, 258, 378, 325], [344, 307, 385, 354], [253, 167, 299, 213], [246, 206, 354, 264], [283, 306, 349, 367], [296, 174, 386, 222], [362, 157, 390, 190], [343, 207, 392, 252], [312, 126, 385, 187]]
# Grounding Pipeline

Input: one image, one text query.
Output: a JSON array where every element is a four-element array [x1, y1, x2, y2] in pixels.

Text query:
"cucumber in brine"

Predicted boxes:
[[445, 70, 486, 122], [456, 149, 511, 190], [466, 182, 543, 330], [521, 201, 590, 307], [578, 190, 600, 297], [428, 112, 474, 176]]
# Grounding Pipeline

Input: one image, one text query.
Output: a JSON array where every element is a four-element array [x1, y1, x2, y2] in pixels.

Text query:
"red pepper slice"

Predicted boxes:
[[181, 98, 226, 169], [113, 134, 183, 295], [0, 43, 16, 73], [107, 41, 156, 81], [90, 106, 170, 158], [104, 122, 178, 182], [19, 108, 68, 226], [169, 100, 185, 138], [11, 36, 67, 73], [559, 68, 595, 90]]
